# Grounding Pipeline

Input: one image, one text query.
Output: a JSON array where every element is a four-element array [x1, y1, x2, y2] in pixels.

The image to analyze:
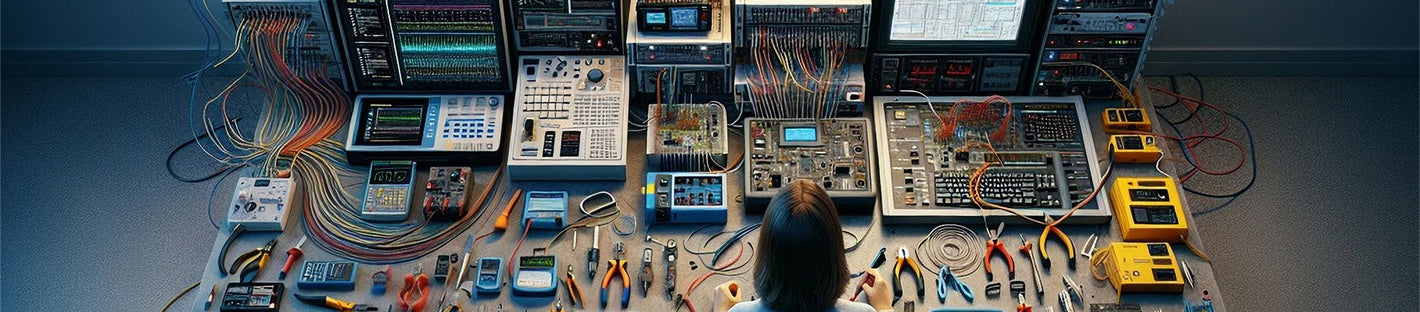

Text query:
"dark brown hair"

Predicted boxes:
[[754, 179, 850, 312]]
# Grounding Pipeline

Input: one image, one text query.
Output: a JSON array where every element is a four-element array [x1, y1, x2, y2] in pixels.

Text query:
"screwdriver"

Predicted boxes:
[[494, 189, 524, 231], [280, 236, 307, 279]]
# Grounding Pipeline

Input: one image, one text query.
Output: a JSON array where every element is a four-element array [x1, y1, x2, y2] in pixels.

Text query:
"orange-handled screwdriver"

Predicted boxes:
[[494, 189, 523, 231]]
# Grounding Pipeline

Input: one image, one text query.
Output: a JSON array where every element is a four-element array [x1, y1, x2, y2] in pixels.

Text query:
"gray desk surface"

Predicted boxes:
[[188, 98, 1223, 312]]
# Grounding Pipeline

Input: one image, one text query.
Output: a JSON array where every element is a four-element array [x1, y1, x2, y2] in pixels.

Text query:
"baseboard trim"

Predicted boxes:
[[4, 48, 1417, 76]]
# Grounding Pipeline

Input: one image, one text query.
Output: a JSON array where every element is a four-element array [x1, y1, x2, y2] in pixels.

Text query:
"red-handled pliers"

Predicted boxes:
[[984, 222, 1015, 281], [399, 267, 430, 312]]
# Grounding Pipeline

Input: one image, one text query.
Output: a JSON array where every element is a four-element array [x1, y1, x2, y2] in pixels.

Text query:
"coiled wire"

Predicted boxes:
[[916, 224, 985, 277]]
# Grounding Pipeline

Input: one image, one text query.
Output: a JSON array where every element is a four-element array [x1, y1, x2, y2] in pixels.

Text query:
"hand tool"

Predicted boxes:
[[439, 302, 463, 312], [294, 294, 381, 312], [849, 271, 874, 301], [983, 223, 1015, 281], [1017, 234, 1044, 297], [892, 247, 925, 303], [400, 267, 431, 312], [551, 297, 564, 312], [646, 236, 678, 297], [871, 247, 888, 268], [562, 265, 585, 308], [1078, 234, 1099, 260], [216, 224, 249, 275], [639, 248, 654, 297], [984, 282, 1002, 298], [1060, 275, 1082, 305], [600, 242, 630, 309], [280, 236, 307, 279], [1056, 290, 1074, 312], [587, 226, 601, 279], [450, 235, 476, 302], [495, 189, 524, 231], [1015, 293, 1032, 312], [230, 238, 278, 283], [1037, 215, 1075, 269], [935, 266, 973, 304]]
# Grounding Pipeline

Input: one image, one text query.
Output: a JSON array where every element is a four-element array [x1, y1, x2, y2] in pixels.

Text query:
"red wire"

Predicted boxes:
[[507, 219, 533, 276], [678, 242, 747, 312], [1145, 87, 1249, 180]]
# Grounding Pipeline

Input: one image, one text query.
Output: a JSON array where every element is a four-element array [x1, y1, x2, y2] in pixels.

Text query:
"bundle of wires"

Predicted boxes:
[[743, 26, 852, 119], [1146, 76, 1257, 215], [915, 224, 985, 277]]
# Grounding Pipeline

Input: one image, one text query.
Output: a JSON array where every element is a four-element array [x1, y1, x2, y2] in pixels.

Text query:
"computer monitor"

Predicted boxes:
[[874, 0, 1048, 52]]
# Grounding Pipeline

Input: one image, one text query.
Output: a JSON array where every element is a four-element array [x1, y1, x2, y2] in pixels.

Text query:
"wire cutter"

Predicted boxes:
[[295, 294, 380, 312], [1037, 215, 1076, 269], [399, 267, 430, 312], [892, 247, 925, 303], [229, 238, 278, 283], [936, 266, 974, 304], [601, 242, 631, 309], [563, 265, 585, 308], [983, 222, 1015, 281]]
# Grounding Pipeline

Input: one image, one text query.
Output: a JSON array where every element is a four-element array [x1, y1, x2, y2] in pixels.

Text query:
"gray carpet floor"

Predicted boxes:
[[2, 75, 1416, 311]]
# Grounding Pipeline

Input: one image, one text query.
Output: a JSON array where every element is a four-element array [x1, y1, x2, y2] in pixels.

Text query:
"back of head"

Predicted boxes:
[[753, 179, 849, 312]]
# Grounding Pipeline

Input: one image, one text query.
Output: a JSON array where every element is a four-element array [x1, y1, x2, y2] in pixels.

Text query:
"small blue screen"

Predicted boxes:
[[646, 12, 667, 25], [783, 127, 818, 142]]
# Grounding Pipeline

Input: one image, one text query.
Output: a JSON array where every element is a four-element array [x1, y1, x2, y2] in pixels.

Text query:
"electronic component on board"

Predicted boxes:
[[330, 0, 513, 91], [424, 167, 472, 221], [221, 282, 284, 312], [1110, 177, 1188, 242], [645, 104, 729, 171], [227, 178, 295, 231], [644, 172, 728, 223], [506, 55, 629, 181], [297, 261, 359, 290], [361, 160, 416, 221], [1108, 134, 1162, 164], [744, 118, 877, 214], [873, 95, 1111, 224], [344, 95, 505, 165], [732, 0, 872, 116]]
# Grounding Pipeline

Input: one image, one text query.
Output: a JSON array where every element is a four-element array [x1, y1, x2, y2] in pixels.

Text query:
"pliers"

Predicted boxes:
[[563, 265, 585, 308], [399, 267, 430, 312], [600, 242, 630, 309], [983, 222, 1015, 281], [1037, 214, 1076, 269], [229, 238, 278, 283], [935, 266, 973, 304], [294, 294, 380, 312], [892, 247, 924, 303]]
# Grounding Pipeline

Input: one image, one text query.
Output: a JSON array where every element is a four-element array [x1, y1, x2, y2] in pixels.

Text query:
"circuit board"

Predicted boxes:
[[873, 95, 1110, 224], [646, 104, 729, 171], [424, 167, 472, 221], [743, 118, 875, 214]]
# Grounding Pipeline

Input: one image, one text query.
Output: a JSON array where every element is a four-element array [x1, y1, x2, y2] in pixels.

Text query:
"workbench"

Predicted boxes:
[[190, 99, 1226, 312]]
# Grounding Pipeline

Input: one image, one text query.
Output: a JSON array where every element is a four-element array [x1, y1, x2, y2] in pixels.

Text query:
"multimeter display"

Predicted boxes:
[[513, 255, 558, 297], [370, 162, 413, 184], [475, 257, 503, 294]]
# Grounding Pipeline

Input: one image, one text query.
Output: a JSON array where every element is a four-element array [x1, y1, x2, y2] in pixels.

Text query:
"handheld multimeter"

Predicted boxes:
[[296, 261, 358, 290], [512, 254, 558, 297], [361, 160, 417, 221], [474, 257, 503, 295], [522, 191, 569, 230]]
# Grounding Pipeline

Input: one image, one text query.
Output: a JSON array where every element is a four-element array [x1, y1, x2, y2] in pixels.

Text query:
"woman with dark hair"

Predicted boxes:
[[713, 179, 894, 312]]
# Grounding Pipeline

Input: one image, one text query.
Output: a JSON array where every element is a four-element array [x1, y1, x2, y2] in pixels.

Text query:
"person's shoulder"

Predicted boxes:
[[728, 300, 767, 312], [833, 299, 880, 312]]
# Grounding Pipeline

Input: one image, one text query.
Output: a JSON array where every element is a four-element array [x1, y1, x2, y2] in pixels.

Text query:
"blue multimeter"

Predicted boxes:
[[512, 255, 558, 297], [522, 191, 568, 230], [474, 257, 503, 295]]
